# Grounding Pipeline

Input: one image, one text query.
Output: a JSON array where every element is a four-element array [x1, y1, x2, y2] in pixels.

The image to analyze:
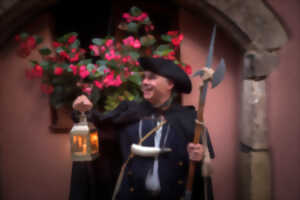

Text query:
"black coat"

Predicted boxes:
[[70, 100, 215, 200]]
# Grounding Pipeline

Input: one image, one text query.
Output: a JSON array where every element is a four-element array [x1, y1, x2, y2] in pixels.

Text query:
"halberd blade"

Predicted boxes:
[[211, 58, 226, 88]]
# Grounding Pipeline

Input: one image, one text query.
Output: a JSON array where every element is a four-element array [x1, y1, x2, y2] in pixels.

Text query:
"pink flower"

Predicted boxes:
[[123, 36, 135, 46], [135, 12, 148, 21], [68, 35, 77, 44], [105, 39, 113, 48], [41, 84, 54, 94], [113, 75, 122, 87], [94, 80, 103, 89], [103, 68, 110, 74], [145, 25, 155, 32], [82, 87, 92, 95], [123, 36, 141, 48], [89, 44, 100, 56], [54, 66, 63, 75], [132, 39, 141, 48], [69, 64, 77, 75], [100, 46, 106, 53], [105, 49, 116, 61], [122, 56, 129, 63], [122, 13, 133, 22], [79, 65, 90, 79]]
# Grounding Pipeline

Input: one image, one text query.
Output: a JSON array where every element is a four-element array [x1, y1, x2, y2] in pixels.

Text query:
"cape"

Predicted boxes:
[[87, 100, 215, 159]]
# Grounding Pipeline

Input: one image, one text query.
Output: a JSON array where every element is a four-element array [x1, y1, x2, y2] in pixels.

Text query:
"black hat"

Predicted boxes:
[[138, 57, 192, 94]]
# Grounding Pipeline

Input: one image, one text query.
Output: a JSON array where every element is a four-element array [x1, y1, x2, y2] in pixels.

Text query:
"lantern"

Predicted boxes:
[[70, 113, 99, 161]]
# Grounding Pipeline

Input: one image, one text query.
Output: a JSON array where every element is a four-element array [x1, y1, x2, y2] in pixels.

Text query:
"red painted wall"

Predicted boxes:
[[0, 14, 71, 200], [0, 1, 300, 200], [266, 0, 300, 200], [180, 9, 241, 200]]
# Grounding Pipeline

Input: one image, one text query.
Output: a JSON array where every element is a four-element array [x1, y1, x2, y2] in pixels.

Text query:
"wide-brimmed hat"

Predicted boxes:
[[138, 57, 192, 94]]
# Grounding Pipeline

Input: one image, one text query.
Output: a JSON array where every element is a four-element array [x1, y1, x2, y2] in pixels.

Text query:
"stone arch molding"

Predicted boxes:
[[0, 0, 288, 78]]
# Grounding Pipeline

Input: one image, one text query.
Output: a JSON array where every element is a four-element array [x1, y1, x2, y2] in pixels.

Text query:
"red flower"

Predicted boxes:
[[15, 35, 21, 42], [59, 51, 70, 60], [33, 65, 43, 78], [69, 53, 79, 62], [167, 31, 179, 37], [68, 35, 77, 44], [52, 41, 62, 48], [26, 36, 36, 49], [41, 84, 54, 94], [54, 66, 63, 75], [171, 34, 184, 46], [184, 65, 192, 75], [69, 64, 77, 75], [94, 80, 103, 89]]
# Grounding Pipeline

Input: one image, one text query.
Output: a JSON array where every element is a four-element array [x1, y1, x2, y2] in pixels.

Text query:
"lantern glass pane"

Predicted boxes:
[[72, 135, 88, 155], [90, 132, 99, 154]]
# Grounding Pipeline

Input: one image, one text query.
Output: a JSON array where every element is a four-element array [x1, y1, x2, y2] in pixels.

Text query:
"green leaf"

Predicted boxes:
[[34, 35, 43, 44], [140, 35, 156, 47], [127, 22, 138, 33], [39, 47, 52, 56], [87, 63, 95, 72], [161, 34, 172, 43], [97, 65, 106, 74], [56, 47, 64, 54], [40, 61, 50, 70], [129, 51, 140, 60], [30, 60, 39, 67], [57, 32, 78, 43], [70, 39, 80, 49], [92, 38, 105, 46], [141, 17, 151, 25], [156, 44, 171, 51], [128, 73, 142, 86], [130, 6, 142, 17], [96, 60, 108, 66], [154, 44, 173, 56], [78, 59, 92, 66]]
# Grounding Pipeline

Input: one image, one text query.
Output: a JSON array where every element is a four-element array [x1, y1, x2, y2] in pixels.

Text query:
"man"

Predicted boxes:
[[73, 57, 214, 200]]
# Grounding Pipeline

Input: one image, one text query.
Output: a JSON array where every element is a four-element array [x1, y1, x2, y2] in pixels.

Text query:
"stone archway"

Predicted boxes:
[[0, 1, 289, 200]]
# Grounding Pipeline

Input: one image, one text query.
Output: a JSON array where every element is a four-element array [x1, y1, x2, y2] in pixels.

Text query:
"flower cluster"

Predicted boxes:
[[16, 6, 192, 111]]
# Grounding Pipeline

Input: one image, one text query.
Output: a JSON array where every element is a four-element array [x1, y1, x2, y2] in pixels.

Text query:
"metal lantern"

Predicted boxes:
[[70, 113, 99, 161]]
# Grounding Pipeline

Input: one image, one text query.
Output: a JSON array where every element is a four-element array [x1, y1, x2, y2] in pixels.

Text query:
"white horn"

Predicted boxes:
[[131, 144, 172, 157]]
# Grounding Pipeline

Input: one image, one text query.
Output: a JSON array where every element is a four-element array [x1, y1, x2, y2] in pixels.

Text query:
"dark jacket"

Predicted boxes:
[[70, 100, 215, 200]]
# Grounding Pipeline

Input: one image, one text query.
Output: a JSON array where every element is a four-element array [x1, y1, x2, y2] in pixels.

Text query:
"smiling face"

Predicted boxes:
[[141, 71, 174, 107]]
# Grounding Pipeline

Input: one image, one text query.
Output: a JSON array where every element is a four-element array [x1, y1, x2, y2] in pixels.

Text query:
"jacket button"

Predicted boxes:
[[130, 187, 135, 192], [177, 180, 183, 185], [178, 161, 183, 166]]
